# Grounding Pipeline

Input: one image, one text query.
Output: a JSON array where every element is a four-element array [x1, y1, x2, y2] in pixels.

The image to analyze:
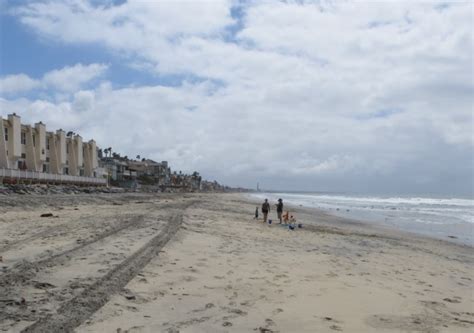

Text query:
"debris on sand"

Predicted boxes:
[[40, 213, 54, 218]]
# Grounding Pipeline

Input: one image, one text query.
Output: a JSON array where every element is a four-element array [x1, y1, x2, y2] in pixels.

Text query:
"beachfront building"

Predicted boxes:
[[127, 159, 171, 185], [0, 113, 105, 185]]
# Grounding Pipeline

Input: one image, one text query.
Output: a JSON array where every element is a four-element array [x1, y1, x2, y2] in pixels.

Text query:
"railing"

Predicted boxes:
[[0, 168, 107, 185]]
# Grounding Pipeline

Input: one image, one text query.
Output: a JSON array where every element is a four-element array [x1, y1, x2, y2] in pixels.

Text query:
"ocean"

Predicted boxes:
[[249, 192, 474, 245]]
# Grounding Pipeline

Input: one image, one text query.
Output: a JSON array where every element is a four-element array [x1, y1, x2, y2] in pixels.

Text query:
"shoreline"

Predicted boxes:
[[1, 193, 473, 332], [245, 193, 474, 247]]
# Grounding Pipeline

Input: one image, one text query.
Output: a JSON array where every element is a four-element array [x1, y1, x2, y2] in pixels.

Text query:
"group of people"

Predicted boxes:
[[255, 198, 296, 224]]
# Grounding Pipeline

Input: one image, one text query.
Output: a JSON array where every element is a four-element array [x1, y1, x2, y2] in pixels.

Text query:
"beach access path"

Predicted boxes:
[[0, 193, 472, 332]]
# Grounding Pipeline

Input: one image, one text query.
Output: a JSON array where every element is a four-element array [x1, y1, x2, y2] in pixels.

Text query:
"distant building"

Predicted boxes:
[[99, 158, 137, 181], [127, 159, 171, 185], [0, 113, 104, 185]]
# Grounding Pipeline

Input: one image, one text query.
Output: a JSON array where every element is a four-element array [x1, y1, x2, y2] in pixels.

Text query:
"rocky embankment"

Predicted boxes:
[[0, 183, 250, 196], [0, 184, 127, 196]]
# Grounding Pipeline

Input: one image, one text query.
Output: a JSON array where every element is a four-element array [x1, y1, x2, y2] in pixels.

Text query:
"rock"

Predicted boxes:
[[40, 213, 54, 217]]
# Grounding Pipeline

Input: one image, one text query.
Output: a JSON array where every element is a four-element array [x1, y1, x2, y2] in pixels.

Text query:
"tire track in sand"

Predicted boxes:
[[0, 202, 181, 288], [21, 207, 189, 333]]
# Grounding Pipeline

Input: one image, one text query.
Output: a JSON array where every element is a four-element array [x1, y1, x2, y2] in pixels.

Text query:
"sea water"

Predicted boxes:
[[250, 192, 474, 245]]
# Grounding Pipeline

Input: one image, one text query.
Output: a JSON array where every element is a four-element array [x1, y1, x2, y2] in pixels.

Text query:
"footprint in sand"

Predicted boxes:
[[228, 308, 247, 316], [265, 318, 275, 326], [443, 297, 461, 304], [329, 324, 343, 331], [182, 276, 196, 282]]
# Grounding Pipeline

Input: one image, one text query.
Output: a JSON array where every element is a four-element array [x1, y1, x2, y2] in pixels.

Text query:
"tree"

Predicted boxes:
[[136, 155, 141, 160]]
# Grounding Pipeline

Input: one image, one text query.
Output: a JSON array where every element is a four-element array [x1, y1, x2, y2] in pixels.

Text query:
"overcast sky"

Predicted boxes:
[[0, 0, 472, 196]]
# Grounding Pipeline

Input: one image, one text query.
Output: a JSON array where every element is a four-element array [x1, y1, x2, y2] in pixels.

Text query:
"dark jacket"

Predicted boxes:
[[262, 202, 270, 213], [276, 202, 283, 213]]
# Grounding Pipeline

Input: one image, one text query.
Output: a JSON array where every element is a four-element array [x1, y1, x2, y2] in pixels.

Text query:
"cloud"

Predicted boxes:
[[0, 63, 108, 96], [42, 63, 108, 92], [1, 0, 473, 195], [0, 74, 41, 94]]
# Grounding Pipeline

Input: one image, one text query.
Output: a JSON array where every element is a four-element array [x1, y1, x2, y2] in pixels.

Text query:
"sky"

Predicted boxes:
[[0, 0, 472, 196]]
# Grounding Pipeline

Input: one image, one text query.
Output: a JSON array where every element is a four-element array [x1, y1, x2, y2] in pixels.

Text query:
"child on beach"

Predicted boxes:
[[254, 206, 259, 219]]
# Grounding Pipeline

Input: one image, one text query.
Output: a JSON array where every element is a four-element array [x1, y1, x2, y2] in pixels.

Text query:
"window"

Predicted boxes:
[[43, 164, 47, 173], [21, 132, 26, 145], [21, 153, 26, 158], [4, 127, 8, 141], [32, 135, 35, 147], [64, 167, 69, 175], [66, 144, 69, 154], [46, 157, 50, 162], [46, 138, 50, 150]]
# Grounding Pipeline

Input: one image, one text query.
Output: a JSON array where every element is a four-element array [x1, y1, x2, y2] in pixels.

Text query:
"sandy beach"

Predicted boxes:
[[0, 192, 473, 332]]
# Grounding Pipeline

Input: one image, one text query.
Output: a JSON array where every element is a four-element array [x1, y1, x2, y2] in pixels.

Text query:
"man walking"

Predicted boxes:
[[276, 198, 284, 224], [261, 199, 270, 223]]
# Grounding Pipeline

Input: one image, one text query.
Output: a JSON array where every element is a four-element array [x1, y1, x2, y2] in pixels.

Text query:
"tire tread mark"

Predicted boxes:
[[21, 208, 188, 333]]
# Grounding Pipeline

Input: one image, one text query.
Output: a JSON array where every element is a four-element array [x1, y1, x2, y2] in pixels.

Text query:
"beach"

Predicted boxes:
[[0, 192, 473, 332]]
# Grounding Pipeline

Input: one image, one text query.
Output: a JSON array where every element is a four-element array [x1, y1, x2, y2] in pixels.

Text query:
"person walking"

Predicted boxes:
[[261, 199, 270, 223], [276, 198, 284, 224]]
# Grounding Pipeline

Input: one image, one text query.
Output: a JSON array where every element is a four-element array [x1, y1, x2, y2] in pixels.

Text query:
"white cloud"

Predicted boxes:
[[0, 74, 40, 94], [1, 0, 472, 195], [0, 63, 108, 96], [42, 63, 108, 92]]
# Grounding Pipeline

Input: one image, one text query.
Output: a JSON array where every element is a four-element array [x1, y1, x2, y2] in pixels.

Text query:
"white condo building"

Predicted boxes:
[[0, 113, 105, 185]]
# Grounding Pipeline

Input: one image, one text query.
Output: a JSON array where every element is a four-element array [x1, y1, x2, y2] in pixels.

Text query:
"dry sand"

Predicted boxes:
[[0, 193, 472, 332]]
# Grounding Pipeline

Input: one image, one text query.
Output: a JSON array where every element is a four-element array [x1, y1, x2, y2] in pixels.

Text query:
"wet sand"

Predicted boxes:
[[0, 193, 473, 332]]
